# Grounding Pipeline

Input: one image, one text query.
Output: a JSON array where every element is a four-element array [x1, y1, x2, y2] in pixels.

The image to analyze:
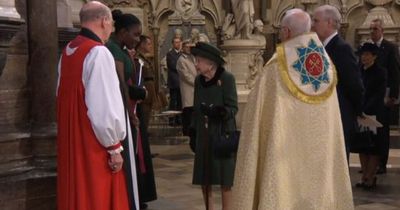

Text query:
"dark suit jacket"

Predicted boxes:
[[375, 39, 400, 99], [166, 49, 181, 89], [325, 34, 364, 140]]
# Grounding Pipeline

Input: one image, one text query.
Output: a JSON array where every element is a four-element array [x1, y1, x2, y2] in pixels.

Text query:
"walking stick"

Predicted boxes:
[[203, 116, 210, 210]]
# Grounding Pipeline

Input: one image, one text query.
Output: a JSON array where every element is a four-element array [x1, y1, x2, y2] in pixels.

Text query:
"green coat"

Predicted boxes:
[[106, 35, 133, 82], [192, 68, 238, 187]]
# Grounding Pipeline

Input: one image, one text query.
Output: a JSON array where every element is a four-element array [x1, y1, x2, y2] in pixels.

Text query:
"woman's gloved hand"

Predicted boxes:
[[200, 103, 227, 119]]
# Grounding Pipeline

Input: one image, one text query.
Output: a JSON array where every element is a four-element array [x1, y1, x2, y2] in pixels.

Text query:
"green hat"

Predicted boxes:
[[191, 42, 225, 66]]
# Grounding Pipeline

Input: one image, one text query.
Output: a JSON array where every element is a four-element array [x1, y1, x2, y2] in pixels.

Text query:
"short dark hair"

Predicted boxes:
[[135, 35, 151, 50], [79, 4, 110, 23], [172, 37, 182, 43], [112, 9, 141, 33]]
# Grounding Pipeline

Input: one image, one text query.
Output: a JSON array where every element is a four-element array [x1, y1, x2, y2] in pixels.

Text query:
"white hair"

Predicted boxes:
[[314, 5, 342, 30], [281, 8, 311, 37]]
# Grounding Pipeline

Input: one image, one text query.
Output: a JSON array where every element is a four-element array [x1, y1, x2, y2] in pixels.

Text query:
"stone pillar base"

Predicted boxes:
[[221, 39, 264, 128]]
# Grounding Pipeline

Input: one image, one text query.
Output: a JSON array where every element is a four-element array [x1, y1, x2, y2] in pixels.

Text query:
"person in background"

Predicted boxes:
[[232, 9, 354, 210], [131, 36, 159, 209], [106, 10, 156, 209], [176, 39, 197, 151], [166, 37, 183, 125], [312, 5, 364, 162], [369, 18, 400, 174], [191, 42, 238, 210], [136, 35, 160, 132], [57, 1, 131, 210], [354, 43, 387, 190]]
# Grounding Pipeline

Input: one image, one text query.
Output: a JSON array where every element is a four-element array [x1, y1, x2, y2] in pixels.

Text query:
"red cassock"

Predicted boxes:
[[57, 35, 130, 210]]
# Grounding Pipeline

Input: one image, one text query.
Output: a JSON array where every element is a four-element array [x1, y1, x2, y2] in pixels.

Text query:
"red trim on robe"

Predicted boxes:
[[107, 142, 122, 151]]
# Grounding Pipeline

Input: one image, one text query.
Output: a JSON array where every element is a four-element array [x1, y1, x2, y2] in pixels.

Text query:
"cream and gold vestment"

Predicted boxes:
[[232, 33, 354, 210]]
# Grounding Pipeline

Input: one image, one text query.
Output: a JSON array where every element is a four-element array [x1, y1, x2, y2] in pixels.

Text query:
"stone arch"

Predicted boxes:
[[345, 4, 369, 46], [272, 2, 294, 28]]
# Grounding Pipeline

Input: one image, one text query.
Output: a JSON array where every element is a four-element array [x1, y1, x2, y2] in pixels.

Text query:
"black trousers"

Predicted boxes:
[[169, 88, 182, 124], [380, 105, 398, 168]]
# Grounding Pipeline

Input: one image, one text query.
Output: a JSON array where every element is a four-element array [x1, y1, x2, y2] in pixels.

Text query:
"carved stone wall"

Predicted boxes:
[[264, 0, 400, 48], [0, 0, 61, 209]]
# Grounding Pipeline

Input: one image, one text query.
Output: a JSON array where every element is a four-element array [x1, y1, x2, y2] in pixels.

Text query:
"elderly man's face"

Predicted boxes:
[[370, 22, 383, 42], [311, 11, 330, 41]]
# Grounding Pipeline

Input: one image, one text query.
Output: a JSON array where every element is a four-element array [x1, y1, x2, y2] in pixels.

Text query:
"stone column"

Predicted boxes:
[[0, 1, 31, 209], [27, 0, 58, 168], [0, 0, 21, 19], [25, 1, 58, 209]]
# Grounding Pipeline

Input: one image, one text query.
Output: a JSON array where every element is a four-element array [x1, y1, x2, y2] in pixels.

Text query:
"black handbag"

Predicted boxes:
[[350, 126, 375, 153], [213, 115, 240, 157]]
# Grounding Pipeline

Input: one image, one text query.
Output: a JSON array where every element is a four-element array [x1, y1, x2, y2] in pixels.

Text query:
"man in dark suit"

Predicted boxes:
[[370, 18, 400, 174], [312, 5, 364, 162], [166, 36, 182, 125]]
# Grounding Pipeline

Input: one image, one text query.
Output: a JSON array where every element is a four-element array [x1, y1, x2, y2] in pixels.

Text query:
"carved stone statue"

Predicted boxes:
[[190, 28, 210, 44], [222, 13, 236, 40], [191, 28, 200, 43], [180, 0, 193, 13], [168, 0, 205, 25], [174, 28, 183, 39], [247, 49, 264, 89], [251, 19, 266, 46], [230, 0, 255, 39], [367, 0, 392, 6]]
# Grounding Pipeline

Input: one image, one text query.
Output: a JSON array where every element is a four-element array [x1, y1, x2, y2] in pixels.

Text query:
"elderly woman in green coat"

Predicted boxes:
[[190, 42, 238, 210]]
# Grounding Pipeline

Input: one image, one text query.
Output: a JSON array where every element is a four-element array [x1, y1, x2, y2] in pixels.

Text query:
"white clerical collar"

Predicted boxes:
[[323, 31, 338, 47], [375, 37, 383, 47]]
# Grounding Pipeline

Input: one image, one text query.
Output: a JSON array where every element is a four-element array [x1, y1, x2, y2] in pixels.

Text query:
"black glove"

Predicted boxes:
[[129, 85, 146, 100], [200, 102, 212, 116], [200, 103, 227, 119]]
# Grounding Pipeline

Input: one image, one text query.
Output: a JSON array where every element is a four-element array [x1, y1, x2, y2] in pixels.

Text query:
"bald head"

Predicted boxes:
[[79, 1, 111, 24], [280, 9, 311, 41], [79, 1, 113, 43]]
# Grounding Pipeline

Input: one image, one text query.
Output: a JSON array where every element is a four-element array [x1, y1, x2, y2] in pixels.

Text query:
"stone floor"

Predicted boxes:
[[142, 138, 400, 210]]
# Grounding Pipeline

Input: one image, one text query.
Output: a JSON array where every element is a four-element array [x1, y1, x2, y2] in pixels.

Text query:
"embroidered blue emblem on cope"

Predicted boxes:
[[292, 39, 330, 92]]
